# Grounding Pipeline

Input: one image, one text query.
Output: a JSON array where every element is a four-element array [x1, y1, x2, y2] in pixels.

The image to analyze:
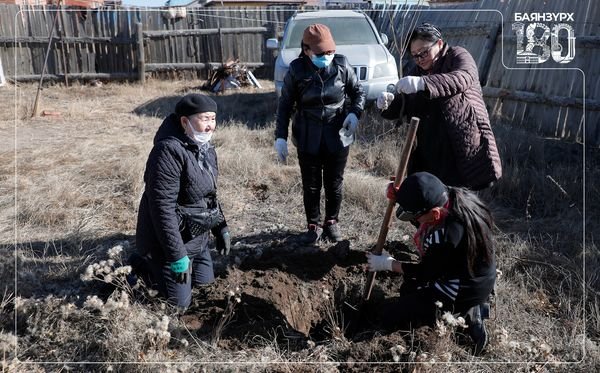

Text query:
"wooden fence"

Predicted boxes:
[[0, 6, 295, 81], [0, 2, 597, 145]]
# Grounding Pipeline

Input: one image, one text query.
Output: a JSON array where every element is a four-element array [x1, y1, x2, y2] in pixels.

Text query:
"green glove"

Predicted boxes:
[[170, 255, 190, 284]]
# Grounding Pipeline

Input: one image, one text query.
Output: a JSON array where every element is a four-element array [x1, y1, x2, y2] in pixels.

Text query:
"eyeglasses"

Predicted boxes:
[[411, 43, 436, 61]]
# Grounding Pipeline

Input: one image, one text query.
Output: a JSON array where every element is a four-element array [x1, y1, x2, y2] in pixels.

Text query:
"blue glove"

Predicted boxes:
[[274, 138, 288, 162], [170, 255, 190, 284], [342, 113, 359, 136]]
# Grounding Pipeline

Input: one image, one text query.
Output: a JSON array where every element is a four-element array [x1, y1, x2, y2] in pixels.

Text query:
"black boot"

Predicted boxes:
[[298, 224, 323, 245], [127, 252, 152, 287], [323, 220, 342, 242], [466, 303, 489, 356]]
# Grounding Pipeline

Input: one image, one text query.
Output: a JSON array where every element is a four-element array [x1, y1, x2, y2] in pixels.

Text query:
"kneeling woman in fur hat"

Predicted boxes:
[[367, 172, 496, 355], [133, 94, 230, 309]]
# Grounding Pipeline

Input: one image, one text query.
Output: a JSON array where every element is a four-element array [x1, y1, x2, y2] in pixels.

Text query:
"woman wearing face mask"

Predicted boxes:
[[275, 23, 366, 244], [367, 172, 496, 355], [376, 23, 502, 191], [133, 94, 230, 309]]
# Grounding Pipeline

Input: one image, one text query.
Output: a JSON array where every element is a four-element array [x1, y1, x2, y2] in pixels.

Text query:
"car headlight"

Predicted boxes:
[[372, 61, 398, 79]]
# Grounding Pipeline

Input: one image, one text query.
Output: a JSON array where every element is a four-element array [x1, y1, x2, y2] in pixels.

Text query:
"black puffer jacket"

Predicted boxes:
[[276, 54, 365, 155], [136, 114, 225, 263]]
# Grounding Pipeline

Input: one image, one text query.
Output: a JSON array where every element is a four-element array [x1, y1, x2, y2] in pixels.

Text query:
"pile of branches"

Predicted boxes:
[[204, 59, 261, 93]]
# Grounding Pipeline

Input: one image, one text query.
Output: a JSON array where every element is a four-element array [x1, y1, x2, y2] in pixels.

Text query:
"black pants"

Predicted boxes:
[[148, 244, 214, 309], [132, 234, 214, 309], [382, 286, 439, 331], [298, 146, 349, 226]]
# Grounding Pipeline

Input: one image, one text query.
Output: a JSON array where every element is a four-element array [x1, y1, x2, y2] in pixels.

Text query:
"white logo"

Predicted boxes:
[[512, 13, 576, 64]]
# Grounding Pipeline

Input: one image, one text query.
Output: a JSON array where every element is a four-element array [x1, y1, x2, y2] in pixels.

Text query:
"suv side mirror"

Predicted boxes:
[[266, 38, 279, 49], [380, 33, 389, 46]]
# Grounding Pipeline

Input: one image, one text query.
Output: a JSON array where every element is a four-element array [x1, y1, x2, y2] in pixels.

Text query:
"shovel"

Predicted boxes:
[[343, 117, 419, 337], [364, 116, 420, 300]]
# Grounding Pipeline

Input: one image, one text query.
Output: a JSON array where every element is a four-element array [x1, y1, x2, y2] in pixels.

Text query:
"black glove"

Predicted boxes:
[[175, 271, 188, 284], [215, 226, 231, 256]]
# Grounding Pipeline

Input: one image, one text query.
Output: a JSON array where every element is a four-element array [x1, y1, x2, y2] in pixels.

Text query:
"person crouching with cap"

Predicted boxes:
[[274, 23, 366, 244], [367, 172, 496, 355], [133, 93, 230, 309]]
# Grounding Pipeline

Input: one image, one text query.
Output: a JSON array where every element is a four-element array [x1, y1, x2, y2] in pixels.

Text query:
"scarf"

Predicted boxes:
[[413, 199, 451, 257]]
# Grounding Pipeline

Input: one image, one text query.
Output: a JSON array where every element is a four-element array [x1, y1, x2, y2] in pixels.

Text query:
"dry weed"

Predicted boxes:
[[0, 79, 595, 370], [212, 286, 243, 347]]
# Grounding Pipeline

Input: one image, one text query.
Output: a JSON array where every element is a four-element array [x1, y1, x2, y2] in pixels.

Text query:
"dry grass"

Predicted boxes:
[[0, 79, 598, 372]]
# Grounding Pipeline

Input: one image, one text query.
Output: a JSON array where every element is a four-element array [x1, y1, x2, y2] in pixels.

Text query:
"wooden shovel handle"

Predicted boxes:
[[364, 116, 420, 300]]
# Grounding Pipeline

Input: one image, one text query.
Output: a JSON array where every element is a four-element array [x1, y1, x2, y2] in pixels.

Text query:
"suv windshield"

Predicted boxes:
[[282, 17, 379, 49]]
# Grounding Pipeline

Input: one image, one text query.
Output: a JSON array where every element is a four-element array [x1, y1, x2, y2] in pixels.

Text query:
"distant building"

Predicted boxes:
[[166, 0, 321, 7], [162, 0, 379, 7], [0, 0, 47, 4], [165, 0, 195, 5], [428, 0, 478, 6], [55, 0, 105, 6], [0, 0, 116, 7], [201, 0, 308, 6]]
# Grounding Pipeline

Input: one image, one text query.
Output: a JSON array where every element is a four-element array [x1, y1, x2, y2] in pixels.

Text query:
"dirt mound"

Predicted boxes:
[[235, 242, 360, 335], [181, 240, 412, 349]]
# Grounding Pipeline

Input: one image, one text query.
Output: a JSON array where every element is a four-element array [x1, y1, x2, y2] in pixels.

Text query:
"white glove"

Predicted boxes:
[[396, 76, 425, 94], [274, 138, 288, 162], [342, 113, 359, 135], [366, 250, 395, 272], [376, 92, 395, 110]]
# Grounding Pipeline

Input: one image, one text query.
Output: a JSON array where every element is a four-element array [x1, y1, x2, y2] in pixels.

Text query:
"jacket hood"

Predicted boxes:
[[154, 113, 194, 146]]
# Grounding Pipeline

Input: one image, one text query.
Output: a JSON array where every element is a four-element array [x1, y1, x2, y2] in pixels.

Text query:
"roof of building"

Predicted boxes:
[[204, 0, 307, 4]]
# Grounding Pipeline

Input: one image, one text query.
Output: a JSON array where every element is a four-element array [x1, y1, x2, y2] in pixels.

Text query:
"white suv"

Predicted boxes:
[[266, 10, 398, 101]]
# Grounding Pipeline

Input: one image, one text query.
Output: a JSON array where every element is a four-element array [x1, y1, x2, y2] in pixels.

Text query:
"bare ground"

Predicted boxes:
[[0, 79, 598, 372]]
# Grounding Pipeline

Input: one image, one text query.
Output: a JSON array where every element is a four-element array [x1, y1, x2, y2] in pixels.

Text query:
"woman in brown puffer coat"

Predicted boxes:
[[377, 23, 502, 191]]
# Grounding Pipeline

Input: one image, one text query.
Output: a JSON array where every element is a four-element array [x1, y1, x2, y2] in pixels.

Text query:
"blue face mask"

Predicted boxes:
[[311, 54, 334, 69]]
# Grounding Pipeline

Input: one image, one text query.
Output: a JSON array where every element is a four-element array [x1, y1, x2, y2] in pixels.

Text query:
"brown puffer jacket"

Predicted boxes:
[[383, 44, 502, 190]]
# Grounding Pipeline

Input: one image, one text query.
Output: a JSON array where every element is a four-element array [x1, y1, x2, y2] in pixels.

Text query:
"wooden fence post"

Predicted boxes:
[[479, 23, 500, 87], [267, 22, 278, 78], [218, 22, 224, 93], [218, 23, 224, 65], [0, 56, 5, 87], [57, 6, 69, 87], [137, 22, 145, 84], [32, 4, 61, 118]]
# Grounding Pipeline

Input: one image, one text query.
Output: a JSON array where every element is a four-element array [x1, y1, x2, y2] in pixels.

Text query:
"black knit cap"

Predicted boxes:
[[395, 172, 449, 221], [175, 94, 217, 118]]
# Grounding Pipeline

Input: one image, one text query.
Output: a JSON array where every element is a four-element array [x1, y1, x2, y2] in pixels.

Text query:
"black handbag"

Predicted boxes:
[[176, 204, 224, 237]]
